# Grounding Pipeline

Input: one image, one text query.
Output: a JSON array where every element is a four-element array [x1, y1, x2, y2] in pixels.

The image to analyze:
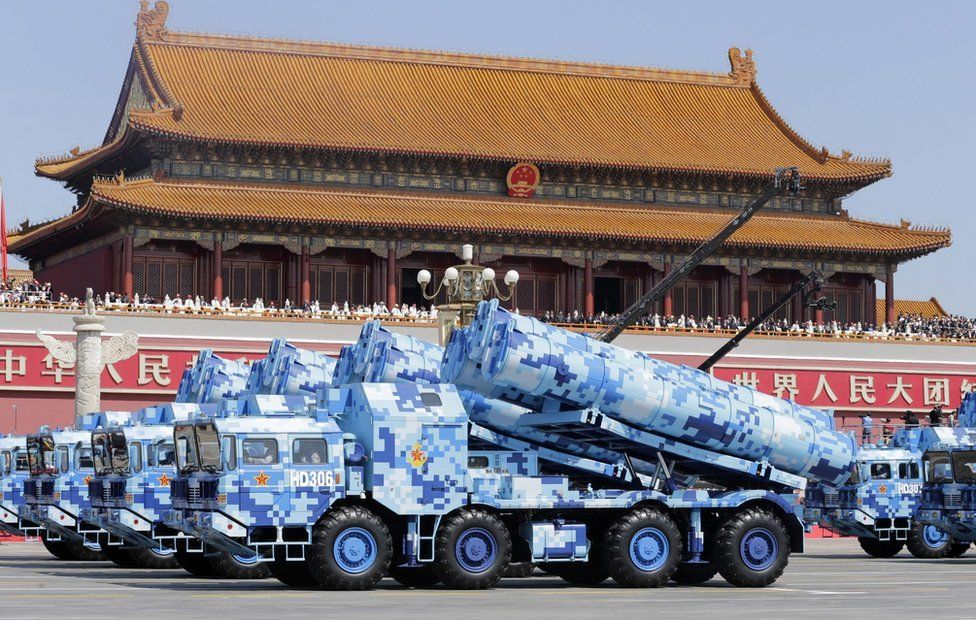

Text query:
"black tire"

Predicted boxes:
[[41, 532, 74, 561], [671, 561, 719, 585], [389, 564, 442, 588], [208, 551, 270, 579], [269, 558, 318, 587], [127, 546, 180, 569], [175, 548, 219, 577], [906, 522, 953, 559], [858, 537, 904, 558], [307, 505, 392, 590], [714, 508, 789, 587], [947, 542, 970, 558], [432, 508, 512, 589], [66, 539, 106, 562], [103, 545, 140, 568], [603, 507, 682, 588], [502, 562, 536, 578]]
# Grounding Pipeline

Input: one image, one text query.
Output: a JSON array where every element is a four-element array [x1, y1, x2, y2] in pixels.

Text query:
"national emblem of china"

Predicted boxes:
[[506, 162, 541, 198]]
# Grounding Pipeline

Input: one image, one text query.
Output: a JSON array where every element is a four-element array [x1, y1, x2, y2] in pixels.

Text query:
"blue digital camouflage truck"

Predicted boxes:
[[165, 305, 858, 590], [804, 432, 968, 558], [20, 418, 130, 561], [916, 394, 976, 545], [0, 435, 35, 537]]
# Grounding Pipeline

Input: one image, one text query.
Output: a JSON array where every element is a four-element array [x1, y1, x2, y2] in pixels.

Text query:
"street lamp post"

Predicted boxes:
[[417, 244, 519, 345]]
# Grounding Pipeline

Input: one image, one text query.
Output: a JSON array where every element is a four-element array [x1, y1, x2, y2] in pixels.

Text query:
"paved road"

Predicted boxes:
[[0, 538, 971, 619]]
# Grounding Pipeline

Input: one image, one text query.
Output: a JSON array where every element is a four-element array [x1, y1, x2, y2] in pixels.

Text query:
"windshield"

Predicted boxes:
[[14, 452, 27, 472], [196, 422, 222, 474], [27, 435, 57, 476], [952, 451, 976, 483], [109, 431, 130, 475], [92, 432, 112, 476], [174, 424, 199, 475], [924, 452, 953, 483]]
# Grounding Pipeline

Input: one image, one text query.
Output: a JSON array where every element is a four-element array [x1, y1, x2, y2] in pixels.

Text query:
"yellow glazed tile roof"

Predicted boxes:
[[876, 298, 949, 324], [37, 10, 892, 183], [23, 177, 938, 258]]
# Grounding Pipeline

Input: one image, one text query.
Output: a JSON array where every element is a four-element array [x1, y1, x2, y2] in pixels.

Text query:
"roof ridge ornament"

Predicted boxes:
[[728, 47, 756, 86], [136, 0, 169, 41]]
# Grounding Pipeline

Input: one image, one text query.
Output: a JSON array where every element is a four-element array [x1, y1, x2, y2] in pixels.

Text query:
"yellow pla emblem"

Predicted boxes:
[[408, 442, 428, 469], [878, 484, 888, 494], [157, 473, 171, 487], [254, 471, 270, 486]]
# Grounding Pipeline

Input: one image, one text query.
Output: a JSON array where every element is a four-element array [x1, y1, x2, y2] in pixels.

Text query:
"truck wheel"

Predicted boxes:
[[307, 505, 392, 590], [269, 558, 318, 587], [389, 564, 441, 588], [208, 551, 270, 579], [502, 562, 536, 578], [41, 532, 74, 561], [947, 542, 970, 557], [127, 546, 180, 569], [714, 508, 789, 587], [539, 560, 609, 585], [602, 507, 682, 587], [671, 561, 718, 585], [175, 547, 219, 577], [906, 523, 953, 558], [857, 537, 903, 558], [433, 508, 511, 589], [66, 539, 106, 562], [103, 546, 139, 568]]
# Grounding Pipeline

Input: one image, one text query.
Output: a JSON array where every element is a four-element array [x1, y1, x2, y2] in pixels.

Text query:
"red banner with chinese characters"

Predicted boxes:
[[0, 345, 267, 394], [711, 366, 976, 412]]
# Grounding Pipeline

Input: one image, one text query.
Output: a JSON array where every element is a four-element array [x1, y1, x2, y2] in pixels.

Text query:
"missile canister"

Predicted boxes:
[[364, 340, 441, 385], [176, 349, 251, 404], [481, 319, 855, 486]]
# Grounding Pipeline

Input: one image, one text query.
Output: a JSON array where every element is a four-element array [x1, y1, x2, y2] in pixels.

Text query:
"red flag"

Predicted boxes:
[[0, 181, 7, 284]]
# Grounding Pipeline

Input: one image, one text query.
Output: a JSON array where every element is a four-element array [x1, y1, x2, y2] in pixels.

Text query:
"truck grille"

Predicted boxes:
[[962, 489, 976, 510], [171, 478, 218, 504], [24, 479, 54, 501], [89, 480, 127, 505], [944, 491, 963, 509], [824, 490, 840, 508], [839, 489, 858, 507]]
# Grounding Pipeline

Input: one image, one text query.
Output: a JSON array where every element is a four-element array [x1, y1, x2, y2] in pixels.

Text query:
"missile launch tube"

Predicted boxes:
[[482, 322, 855, 486]]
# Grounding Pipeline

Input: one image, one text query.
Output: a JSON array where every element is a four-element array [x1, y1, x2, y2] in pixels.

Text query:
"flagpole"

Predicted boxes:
[[0, 177, 8, 284]]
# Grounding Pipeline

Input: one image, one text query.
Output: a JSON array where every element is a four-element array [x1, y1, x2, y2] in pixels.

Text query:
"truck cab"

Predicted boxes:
[[0, 436, 35, 536], [917, 427, 976, 544], [804, 444, 962, 558], [22, 428, 105, 560], [82, 405, 207, 569]]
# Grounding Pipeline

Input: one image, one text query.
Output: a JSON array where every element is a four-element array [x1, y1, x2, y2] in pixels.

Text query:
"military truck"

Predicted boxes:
[[805, 433, 967, 558], [915, 395, 976, 546], [166, 306, 858, 590], [0, 435, 36, 536], [20, 416, 131, 561]]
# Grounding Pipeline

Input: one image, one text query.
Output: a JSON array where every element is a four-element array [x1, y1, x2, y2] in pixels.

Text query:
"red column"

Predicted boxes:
[[212, 240, 223, 301], [739, 266, 749, 319], [584, 258, 594, 317], [663, 263, 673, 316], [122, 235, 133, 300], [885, 266, 895, 324], [300, 245, 311, 304], [386, 248, 397, 308]]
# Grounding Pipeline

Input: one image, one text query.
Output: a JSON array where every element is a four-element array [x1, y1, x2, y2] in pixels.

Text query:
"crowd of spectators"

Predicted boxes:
[[542, 309, 976, 342], [0, 278, 52, 305], [2, 284, 975, 342]]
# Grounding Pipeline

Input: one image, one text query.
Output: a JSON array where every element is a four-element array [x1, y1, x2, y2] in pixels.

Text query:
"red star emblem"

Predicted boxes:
[[878, 484, 888, 494], [254, 471, 270, 486], [157, 473, 171, 487], [83, 475, 93, 485], [408, 442, 428, 468]]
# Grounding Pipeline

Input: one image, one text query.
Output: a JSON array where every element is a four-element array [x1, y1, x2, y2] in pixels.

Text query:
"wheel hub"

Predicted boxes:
[[630, 527, 668, 572], [455, 528, 496, 573], [740, 528, 777, 571], [334, 527, 377, 574]]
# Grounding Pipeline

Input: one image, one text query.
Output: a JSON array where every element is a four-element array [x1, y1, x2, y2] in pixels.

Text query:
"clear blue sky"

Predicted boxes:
[[2, 1, 973, 313]]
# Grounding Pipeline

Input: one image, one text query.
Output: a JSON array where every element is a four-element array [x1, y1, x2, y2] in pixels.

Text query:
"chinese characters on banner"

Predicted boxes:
[[712, 367, 976, 410], [0, 346, 266, 391]]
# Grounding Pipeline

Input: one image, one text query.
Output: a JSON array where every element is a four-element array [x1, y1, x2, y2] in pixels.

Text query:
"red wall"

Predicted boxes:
[[35, 246, 114, 299]]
